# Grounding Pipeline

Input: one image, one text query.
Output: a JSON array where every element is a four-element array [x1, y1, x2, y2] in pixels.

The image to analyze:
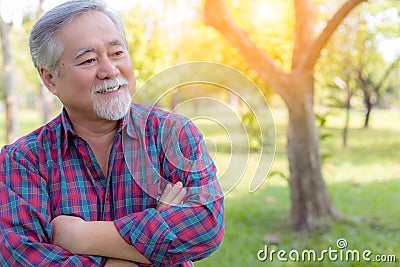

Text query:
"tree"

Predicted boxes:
[[317, 7, 371, 146], [204, 0, 367, 231], [318, 3, 400, 136], [36, 0, 58, 123], [121, 4, 171, 102], [358, 53, 400, 128], [316, 14, 362, 148], [0, 12, 18, 143]]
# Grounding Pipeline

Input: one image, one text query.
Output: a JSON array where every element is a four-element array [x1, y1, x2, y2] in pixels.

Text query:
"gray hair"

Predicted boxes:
[[29, 0, 127, 77]]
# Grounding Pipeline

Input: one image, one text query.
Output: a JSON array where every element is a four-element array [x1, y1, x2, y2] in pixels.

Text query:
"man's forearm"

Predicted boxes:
[[51, 182, 186, 264], [84, 220, 151, 264], [105, 258, 139, 267], [51, 216, 150, 264]]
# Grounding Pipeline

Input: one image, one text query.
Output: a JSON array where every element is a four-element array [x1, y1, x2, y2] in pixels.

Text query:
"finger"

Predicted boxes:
[[162, 182, 184, 205], [159, 183, 172, 201], [157, 182, 185, 210], [172, 186, 187, 205], [156, 183, 174, 210], [156, 201, 168, 211]]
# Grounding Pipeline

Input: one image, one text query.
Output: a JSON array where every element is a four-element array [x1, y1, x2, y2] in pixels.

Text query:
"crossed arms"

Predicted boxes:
[[0, 162, 223, 267], [0, 113, 224, 266], [0, 151, 224, 266], [51, 182, 187, 266]]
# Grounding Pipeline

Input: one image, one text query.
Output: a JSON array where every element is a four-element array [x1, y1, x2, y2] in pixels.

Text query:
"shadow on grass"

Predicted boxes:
[[195, 178, 400, 267]]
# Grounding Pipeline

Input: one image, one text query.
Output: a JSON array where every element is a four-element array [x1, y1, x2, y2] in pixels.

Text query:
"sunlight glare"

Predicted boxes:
[[0, 0, 38, 26], [251, 0, 286, 24]]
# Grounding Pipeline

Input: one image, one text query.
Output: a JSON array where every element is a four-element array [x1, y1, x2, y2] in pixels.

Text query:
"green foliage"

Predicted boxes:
[[120, 6, 171, 94], [12, 17, 41, 105], [169, 0, 286, 100], [225, 0, 295, 72], [240, 111, 262, 152], [367, 0, 400, 38], [316, 1, 399, 112], [315, 111, 334, 163]]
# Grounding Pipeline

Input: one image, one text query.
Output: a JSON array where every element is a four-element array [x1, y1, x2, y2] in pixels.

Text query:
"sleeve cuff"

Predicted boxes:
[[114, 208, 177, 266]]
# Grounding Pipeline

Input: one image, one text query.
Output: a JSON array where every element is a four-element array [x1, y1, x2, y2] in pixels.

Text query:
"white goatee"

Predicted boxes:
[[92, 77, 132, 121]]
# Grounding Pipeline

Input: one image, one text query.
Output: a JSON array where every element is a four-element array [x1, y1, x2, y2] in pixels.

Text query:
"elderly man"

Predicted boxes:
[[0, 0, 224, 266]]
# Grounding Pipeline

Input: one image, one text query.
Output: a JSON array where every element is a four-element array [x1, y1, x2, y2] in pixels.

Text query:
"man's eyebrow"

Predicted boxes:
[[73, 40, 125, 59], [109, 39, 125, 47], [74, 47, 95, 60]]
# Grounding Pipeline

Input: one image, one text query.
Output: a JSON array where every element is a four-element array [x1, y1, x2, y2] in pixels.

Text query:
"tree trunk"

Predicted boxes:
[[0, 20, 18, 143], [343, 90, 352, 147], [285, 71, 339, 231], [37, 0, 57, 123], [360, 84, 374, 129], [204, 0, 364, 231], [363, 102, 372, 128]]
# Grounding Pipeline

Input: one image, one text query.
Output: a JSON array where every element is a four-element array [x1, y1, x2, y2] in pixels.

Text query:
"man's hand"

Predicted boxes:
[[156, 181, 187, 211]]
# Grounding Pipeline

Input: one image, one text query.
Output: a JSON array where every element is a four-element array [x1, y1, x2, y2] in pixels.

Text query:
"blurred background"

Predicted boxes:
[[0, 0, 399, 266]]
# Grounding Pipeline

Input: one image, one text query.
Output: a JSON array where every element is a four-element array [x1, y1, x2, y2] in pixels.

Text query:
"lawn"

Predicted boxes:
[[0, 107, 399, 266], [195, 107, 400, 267]]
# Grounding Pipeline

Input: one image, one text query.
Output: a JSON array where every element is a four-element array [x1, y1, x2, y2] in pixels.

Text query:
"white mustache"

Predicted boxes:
[[92, 77, 128, 93]]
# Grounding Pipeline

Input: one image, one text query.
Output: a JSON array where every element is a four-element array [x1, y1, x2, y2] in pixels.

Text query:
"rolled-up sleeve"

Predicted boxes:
[[114, 199, 223, 266], [0, 146, 106, 267]]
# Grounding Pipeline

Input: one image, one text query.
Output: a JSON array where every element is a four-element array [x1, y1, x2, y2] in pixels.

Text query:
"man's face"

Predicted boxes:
[[49, 11, 136, 121]]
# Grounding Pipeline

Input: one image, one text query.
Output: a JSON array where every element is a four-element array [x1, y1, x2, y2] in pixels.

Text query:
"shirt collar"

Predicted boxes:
[[60, 106, 138, 154], [60, 108, 77, 155], [124, 105, 139, 140]]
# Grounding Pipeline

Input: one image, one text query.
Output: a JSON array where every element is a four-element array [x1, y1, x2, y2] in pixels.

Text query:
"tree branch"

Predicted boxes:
[[292, 0, 317, 69], [303, 0, 367, 69], [377, 54, 400, 91], [203, 0, 288, 93]]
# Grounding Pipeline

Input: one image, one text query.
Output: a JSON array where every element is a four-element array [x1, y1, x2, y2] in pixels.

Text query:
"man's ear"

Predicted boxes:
[[40, 68, 58, 95]]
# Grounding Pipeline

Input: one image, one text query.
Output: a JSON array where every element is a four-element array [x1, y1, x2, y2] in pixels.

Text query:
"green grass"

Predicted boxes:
[[0, 107, 399, 266], [195, 107, 400, 267], [0, 109, 44, 145]]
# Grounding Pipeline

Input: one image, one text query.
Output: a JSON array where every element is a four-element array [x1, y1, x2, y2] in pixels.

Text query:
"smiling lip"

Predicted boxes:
[[96, 85, 122, 94]]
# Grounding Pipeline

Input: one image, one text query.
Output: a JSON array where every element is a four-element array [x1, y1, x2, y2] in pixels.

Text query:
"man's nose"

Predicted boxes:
[[97, 57, 120, 79]]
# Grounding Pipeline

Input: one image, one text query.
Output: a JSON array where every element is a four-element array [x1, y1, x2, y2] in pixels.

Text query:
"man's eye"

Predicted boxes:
[[114, 51, 124, 56], [80, 58, 96, 65]]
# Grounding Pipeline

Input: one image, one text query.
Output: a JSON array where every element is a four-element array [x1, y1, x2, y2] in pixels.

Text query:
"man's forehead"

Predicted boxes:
[[56, 10, 119, 39]]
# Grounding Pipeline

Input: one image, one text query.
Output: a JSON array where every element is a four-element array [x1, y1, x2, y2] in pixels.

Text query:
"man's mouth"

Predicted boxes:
[[92, 78, 129, 95], [96, 85, 122, 94]]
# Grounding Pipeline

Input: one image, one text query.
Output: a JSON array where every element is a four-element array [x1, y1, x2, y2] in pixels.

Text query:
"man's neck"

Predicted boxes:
[[66, 108, 119, 141], [66, 110, 120, 176]]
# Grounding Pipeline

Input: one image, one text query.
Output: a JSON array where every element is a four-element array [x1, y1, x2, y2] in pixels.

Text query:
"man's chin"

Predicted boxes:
[[93, 95, 131, 121], [96, 107, 129, 121]]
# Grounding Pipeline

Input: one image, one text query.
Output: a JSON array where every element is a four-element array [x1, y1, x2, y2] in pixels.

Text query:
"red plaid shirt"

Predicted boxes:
[[0, 103, 224, 266]]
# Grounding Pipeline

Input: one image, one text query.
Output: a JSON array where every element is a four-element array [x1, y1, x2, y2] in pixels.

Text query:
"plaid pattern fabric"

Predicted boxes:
[[0, 103, 224, 267]]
